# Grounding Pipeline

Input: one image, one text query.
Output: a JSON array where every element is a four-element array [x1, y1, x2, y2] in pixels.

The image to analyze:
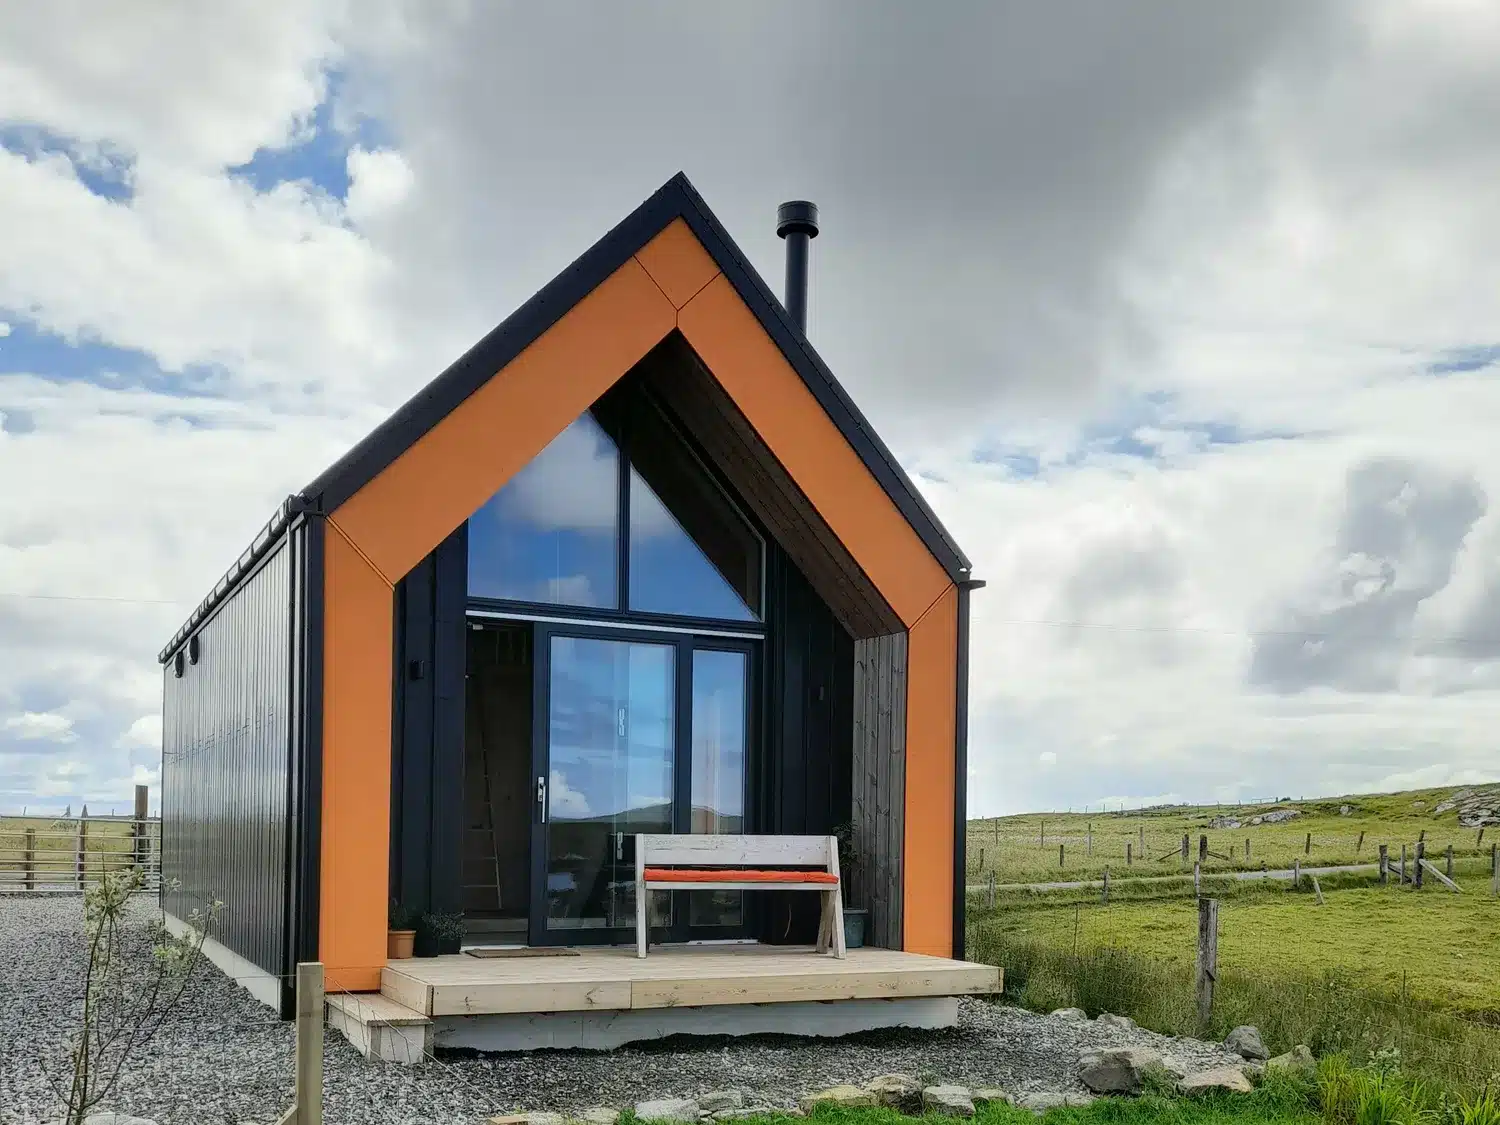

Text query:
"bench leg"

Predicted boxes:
[[831, 890, 847, 959], [817, 889, 837, 955]]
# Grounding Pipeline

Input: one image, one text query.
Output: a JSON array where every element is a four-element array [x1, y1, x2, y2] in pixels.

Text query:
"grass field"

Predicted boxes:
[[969, 785, 1498, 884], [0, 814, 159, 888]]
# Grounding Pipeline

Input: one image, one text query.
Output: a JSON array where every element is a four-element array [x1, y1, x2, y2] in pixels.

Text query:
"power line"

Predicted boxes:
[[0, 592, 187, 606]]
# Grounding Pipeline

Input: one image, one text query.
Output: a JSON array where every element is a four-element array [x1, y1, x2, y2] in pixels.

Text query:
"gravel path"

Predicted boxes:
[[0, 896, 1246, 1125]]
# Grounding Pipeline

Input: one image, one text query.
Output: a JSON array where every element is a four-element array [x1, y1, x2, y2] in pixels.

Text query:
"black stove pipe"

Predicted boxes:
[[776, 200, 819, 332]]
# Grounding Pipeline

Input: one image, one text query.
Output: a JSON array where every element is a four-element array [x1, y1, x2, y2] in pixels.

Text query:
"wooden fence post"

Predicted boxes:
[[1199, 835, 1208, 863], [1400, 844, 1407, 884], [1181, 833, 1190, 861], [277, 962, 325, 1125], [986, 871, 996, 909], [76, 808, 88, 890], [1195, 897, 1219, 1030], [1356, 831, 1365, 853], [1040, 820, 1045, 849], [1245, 838, 1250, 860], [133, 784, 148, 871], [1292, 858, 1300, 888], [1311, 875, 1325, 905], [1491, 841, 1498, 898], [1194, 862, 1201, 897], [1445, 845, 1453, 880], [23, 828, 35, 890], [1414, 841, 1425, 890], [1139, 823, 1145, 853], [1418, 829, 1426, 845], [1102, 866, 1110, 904], [1304, 831, 1311, 855], [1059, 843, 1065, 869], [1126, 842, 1133, 866], [977, 846, 985, 871], [1379, 844, 1388, 885]]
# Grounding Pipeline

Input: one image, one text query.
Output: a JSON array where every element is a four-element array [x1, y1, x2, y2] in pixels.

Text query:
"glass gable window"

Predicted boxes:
[[467, 396, 763, 624], [467, 413, 620, 609]]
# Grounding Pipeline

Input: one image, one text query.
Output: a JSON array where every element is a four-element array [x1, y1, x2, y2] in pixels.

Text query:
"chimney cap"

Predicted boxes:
[[776, 200, 819, 239]]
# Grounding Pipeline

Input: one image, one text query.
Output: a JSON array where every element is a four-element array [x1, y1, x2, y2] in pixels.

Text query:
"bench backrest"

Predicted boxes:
[[637, 833, 835, 869]]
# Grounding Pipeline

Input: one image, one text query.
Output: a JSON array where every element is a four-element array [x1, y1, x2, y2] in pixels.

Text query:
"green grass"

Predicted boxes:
[[973, 874, 1500, 1015], [0, 815, 158, 886], [968, 785, 1498, 885]]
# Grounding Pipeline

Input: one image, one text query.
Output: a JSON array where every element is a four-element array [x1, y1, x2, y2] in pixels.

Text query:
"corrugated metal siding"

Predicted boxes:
[[161, 538, 293, 980]]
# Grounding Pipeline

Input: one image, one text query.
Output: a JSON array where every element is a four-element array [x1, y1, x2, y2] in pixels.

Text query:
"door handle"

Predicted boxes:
[[536, 775, 547, 824]]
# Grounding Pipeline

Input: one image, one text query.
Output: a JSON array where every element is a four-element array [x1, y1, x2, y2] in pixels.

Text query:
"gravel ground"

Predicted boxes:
[[0, 896, 1247, 1125]]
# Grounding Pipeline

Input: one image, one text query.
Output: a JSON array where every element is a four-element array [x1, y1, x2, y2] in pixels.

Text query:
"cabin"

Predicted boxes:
[[157, 173, 995, 1058]]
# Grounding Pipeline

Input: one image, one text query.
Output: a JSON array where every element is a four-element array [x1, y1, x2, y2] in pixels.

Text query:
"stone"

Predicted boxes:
[[1077, 1047, 1163, 1094], [1256, 809, 1300, 824], [1266, 1045, 1317, 1078], [578, 1111, 620, 1125], [1095, 1012, 1137, 1031], [698, 1092, 743, 1114], [1017, 1092, 1095, 1113], [1158, 1056, 1189, 1081], [1339, 806, 1353, 816], [635, 1100, 700, 1125], [972, 1089, 1011, 1107], [1050, 1007, 1088, 1021], [1180, 1068, 1255, 1095], [1208, 816, 1242, 830], [711, 1113, 761, 1122], [490, 1115, 564, 1125], [800, 1086, 876, 1114], [1224, 1025, 1269, 1061], [865, 1074, 924, 1111], [84, 1117, 159, 1125], [922, 1086, 976, 1118]]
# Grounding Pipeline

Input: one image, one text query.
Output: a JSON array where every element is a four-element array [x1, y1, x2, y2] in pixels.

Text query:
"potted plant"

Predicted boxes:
[[415, 910, 465, 957], [388, 900, 417, 959], [833, 822, 867, 949]]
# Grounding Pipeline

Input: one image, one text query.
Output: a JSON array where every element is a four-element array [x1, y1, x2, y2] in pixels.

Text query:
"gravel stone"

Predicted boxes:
[[0, 897, 1251, 1125]]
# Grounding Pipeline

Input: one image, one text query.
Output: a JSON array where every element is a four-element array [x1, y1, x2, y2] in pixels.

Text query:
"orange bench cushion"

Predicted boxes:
[[643, 868, 839, 884]]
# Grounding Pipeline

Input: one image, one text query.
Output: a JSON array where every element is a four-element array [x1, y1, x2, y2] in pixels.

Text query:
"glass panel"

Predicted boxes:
[[544, 635, 674, 931], [626, 401, 761, 621], [689, 648, 748, 928], [468, 413, 619, 609]]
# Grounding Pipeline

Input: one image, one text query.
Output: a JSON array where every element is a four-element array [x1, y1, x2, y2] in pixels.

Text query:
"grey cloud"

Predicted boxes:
[[1250, 458, 1486, 693], [352, 0, 1326, 449]]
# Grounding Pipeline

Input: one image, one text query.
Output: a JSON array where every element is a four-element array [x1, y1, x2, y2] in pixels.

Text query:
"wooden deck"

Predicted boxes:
[[380, 944, 1001, 1018]]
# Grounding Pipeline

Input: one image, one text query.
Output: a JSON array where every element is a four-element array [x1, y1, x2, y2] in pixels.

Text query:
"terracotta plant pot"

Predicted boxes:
[[387, 928, 416, 959]]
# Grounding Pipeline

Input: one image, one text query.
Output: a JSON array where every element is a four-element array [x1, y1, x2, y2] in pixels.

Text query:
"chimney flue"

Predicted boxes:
[[776, 200, 819, 332]]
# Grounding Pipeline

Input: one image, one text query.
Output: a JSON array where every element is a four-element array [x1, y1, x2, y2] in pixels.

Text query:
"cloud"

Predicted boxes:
[[3, 711, 77, 742], [116, 714, 162, 751], [1038, 751, 1057, 766]]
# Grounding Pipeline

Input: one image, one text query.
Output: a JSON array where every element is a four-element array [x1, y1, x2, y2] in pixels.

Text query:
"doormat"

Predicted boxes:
[[464, 946, 582, 958]]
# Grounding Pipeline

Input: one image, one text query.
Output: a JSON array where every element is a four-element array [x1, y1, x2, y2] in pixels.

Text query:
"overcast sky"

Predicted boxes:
[[3, 1, 1500, 817]]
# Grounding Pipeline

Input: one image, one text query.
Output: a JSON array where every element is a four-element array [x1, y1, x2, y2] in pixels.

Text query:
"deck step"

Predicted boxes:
[[327, 991, 432, 1065]]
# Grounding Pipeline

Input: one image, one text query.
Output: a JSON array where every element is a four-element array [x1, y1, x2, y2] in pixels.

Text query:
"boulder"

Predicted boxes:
[[1095, 1012, 1137, 1031], [1224, 1025, 1269, 1061], [1180, 1068, 1254, 1095], [1017, 1092, 1095, 1113], [1208, 816, 1242, 830], [698, 1092, 743, 1114], [865, 1074, 924, 1111], [1266, 1045, 1317, 1079], [799, 1086, 876, 1114], [634, 1100, 699, 1125], [972, 1089, 1011, 1107], [922, 1086, 976, 1118], [1077, 1047, 1162, 1094], [1339, 806, 1353, 816], [1051, 1007, 1089, 1021], [490, 1115, 564, 1125], [578, 1111, 620, 1125]]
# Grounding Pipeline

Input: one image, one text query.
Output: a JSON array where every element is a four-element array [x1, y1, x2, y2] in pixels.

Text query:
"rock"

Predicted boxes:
[[711, 1114, 760, 1122], [635, 1100, 700, 1124], [1051, 1006, 1089, 1021], [579, 1111, 620, 1125], [1258, 809, 1300, 824], [698, 1092, 743, 1114], [922, 1086, 976, 1118], [1017, 1092, 1095, 1113], [490, 1115, 564, 1125], [1224, 1025, 1269, 1061], [84, 1117, 159, 1125], [1180, 1067, 1255, 1095], [1158, 1056, 1189, 1081], [1208, 816, 1241, 829], [1095, 1012, 1137, 1031], [1266, 1045, 1317, 1078], [1339, 805, 1353, 816], [1411, 801, 1426, 810], [1077, 1047, 1163, 1094], [972, 1089, 1011, 1107], [1434, 801, 1457, 815], [1460, 809, 1499, 828], [865, 1074, 924, 1111], [800, 1086, 876, 1114]]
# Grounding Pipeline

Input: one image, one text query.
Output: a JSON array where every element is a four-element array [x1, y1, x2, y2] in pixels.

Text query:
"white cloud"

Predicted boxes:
[[345, 145, 414, 225], [1037, 751, 1057, 766], [2, 711, 77, 742], [116, 714, 162, 751], [0, 321, 11, 337]]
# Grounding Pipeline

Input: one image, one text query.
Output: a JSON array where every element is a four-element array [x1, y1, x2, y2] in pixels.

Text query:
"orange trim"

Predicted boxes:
[[678, 274, 951, 628], [319, 525, 394, 987], [903, 583, 958, 957], [643, 868, 839, 884], [635, 218, 721, 309]]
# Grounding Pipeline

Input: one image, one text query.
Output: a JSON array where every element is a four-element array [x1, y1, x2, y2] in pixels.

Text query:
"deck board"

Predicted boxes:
[[382, 945, 1000, 1018]]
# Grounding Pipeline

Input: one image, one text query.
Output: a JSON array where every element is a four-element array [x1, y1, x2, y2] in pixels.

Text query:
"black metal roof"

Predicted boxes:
[[160, 172, 973, 663]]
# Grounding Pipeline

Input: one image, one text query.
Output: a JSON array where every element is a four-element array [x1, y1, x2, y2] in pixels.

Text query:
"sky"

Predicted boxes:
[[3, 1, 1500, 817]]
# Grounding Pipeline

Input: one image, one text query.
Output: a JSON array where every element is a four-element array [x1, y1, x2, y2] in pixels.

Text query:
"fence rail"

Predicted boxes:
[[0, 785, 162, 893]]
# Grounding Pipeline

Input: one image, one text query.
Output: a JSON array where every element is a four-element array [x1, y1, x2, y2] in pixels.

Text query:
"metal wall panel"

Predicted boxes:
[[161, 538, 293, 982]]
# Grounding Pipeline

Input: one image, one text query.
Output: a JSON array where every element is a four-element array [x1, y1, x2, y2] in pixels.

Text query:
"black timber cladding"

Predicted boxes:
[[161, 537, 294, 990], [161, 170, 972, 669], [852, 632, 907, 950]]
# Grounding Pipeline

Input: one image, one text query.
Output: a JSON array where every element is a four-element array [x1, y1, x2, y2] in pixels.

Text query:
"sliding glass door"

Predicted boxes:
[[529, 624, 753, 946]]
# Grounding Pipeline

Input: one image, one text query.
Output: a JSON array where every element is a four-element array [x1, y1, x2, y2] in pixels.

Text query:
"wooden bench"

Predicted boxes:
[[634, 834, 845, 959]]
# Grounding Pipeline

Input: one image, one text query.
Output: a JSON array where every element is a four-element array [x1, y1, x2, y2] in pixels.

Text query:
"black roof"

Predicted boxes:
[[160, 172, 972, 662]]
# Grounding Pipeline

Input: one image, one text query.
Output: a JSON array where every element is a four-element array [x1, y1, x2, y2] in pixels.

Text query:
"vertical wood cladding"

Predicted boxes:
[[161, 539, 293, 982], [852, 633, 907, 950]]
